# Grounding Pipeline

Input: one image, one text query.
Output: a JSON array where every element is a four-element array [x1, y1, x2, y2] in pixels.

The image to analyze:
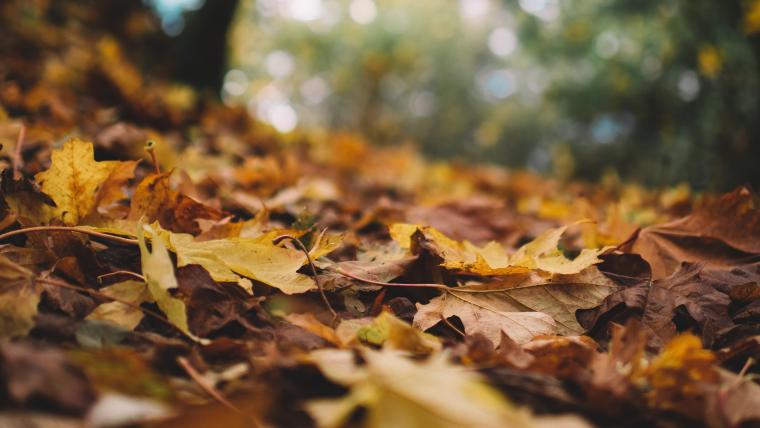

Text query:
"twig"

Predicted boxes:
[[333, 267, 449, 290], [334, 268, 602, 294], [176, 356, 252, 422], [13, 123, 25, 180], [97, 270, 146, 284], [273, 234, 337, 320], [0, 226, 138, 245], [369, 288, 387, 316], [145, 140, 160, 174], [440, 314, 465, 337]]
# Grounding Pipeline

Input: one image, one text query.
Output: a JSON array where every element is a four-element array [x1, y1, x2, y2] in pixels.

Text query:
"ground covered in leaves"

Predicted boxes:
[[2, 3, 760, 428]]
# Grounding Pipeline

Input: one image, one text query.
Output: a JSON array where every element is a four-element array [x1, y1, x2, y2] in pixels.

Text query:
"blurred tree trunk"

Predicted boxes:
[[172, 0, 239, 92]]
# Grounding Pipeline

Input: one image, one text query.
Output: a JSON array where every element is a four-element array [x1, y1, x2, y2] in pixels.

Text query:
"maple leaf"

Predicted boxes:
[[0, 255, 40, 339], [8, 139, 122, 225], [390, 223, 609, 276], [414, 268, 616, 343], [305, 348, 539, 428], [164, 227, 340, 294]]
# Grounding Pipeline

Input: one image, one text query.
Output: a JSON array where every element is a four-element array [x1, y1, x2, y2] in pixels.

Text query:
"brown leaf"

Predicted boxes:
[[128, 172, 223, 234], [579, 263, 735, 349], [94, 159, 138, 218], [625, 187, 760, 280]]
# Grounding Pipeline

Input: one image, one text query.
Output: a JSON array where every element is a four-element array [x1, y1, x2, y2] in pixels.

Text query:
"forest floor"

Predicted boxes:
[[1, 3, 760, 428]]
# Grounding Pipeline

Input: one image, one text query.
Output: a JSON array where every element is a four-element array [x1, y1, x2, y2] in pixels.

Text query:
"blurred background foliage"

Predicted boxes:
[[154, 0, 760, 191]]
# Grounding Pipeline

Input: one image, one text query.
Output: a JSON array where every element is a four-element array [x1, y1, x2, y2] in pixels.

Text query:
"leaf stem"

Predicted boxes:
[[0, 226, 138, 245], [273, 234, 338, 321], [12, 123, 25, 180], [333, 267, 449, 290]]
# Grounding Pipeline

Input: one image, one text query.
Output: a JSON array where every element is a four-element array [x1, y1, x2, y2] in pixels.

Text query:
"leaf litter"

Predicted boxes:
[[1, 2, 760, 428]]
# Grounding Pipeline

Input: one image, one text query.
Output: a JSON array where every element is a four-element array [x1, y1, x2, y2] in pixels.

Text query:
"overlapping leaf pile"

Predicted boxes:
[[1, 2, 760, 428]]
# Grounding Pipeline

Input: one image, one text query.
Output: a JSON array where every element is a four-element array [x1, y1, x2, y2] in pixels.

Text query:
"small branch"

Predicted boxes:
[[176, 356, 253, 422], [440, 314, 465, 337], [273, 234, 337, 321], [0, 226, 138, 245], [145, 140, 161, 174], [97, 270, 146, 284], [333, 267, 449, 290], [13, 123, 25, 180]]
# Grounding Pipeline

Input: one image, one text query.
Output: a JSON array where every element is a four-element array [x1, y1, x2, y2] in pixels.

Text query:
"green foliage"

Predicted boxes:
[[228, 0, 760, 189]]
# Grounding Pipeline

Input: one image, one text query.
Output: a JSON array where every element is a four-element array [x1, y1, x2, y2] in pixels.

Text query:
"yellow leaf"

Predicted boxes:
[[390, 223, 608, 276], [338, 311, 442, 354], [137, 224, 193, 338], [306, 348, 537, 428], [636, 334, 719, 413], [22, 139, 121, 225], [86, 280, 152, 330], [163, 226, 340, 294], [389, 223, 524, 276]]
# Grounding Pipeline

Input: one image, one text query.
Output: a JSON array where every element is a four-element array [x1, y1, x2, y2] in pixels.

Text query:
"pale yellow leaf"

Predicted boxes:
[[86, 280, 151, 330], [138, 224, 192, 337], [306, 348, 536, 428]]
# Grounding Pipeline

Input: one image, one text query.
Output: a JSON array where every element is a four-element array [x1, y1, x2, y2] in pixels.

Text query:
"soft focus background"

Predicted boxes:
[[152, 0, 760, 190]]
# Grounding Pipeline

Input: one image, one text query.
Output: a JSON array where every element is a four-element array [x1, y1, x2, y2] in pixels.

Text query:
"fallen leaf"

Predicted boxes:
[[86, 280, 151, 330], [305, 348, 536, 428], [167, 229, 322, 295], [128, 172, 223, 234], [579, 263, 734, 349], [138, 224, 193, 339], [414, 268, 615, 343], [390, 223, 608, 276], [625, 187, 760, 279], [352, 311, 441, 354], [9, 139, 122, 225], [93, 160, 139, 218], [414, 286, 557, 345]]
